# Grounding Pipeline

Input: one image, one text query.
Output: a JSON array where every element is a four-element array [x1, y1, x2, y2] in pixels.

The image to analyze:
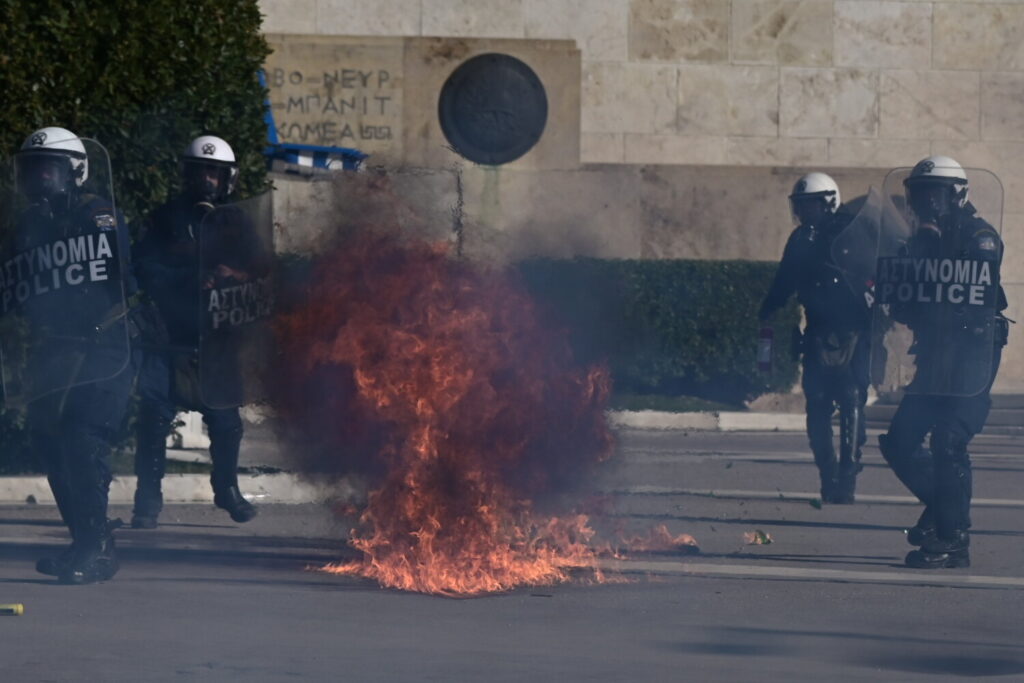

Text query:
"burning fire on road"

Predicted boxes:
[[273, 225, 617, 596], [270, 174, 696, 596]]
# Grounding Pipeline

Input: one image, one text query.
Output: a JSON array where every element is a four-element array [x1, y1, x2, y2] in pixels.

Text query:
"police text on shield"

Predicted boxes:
[[876, 256, 995, 307], [205, 277, 273, 330], [0, 234, 115, 314]]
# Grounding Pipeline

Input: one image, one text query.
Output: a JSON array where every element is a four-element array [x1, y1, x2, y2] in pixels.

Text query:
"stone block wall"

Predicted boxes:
[[259, 1, 1024, 205]]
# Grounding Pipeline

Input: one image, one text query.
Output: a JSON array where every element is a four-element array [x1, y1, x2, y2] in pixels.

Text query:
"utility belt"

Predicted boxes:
[[127, 296, 205, 409], [996, 314, 1012, 347], [95, 291, 146, 340], [794, 327, 863, 369], [125, 293, 169, 347]]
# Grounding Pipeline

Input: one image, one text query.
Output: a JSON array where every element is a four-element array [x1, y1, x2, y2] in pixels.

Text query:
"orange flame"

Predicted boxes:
[[273, 231, 614, 596], [617, 524, 700, 555]]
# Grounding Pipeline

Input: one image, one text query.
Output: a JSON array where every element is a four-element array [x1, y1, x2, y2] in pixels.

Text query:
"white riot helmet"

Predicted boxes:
[[790, 172, 841, 212], [903, 155, 968, 222], [181, 135, 238, 203], [14, 126, 89, 200], [789, 172, 840, 227]]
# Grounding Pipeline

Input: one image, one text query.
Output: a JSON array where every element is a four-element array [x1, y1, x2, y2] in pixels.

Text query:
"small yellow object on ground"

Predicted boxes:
[[0, 604, 24, 616]]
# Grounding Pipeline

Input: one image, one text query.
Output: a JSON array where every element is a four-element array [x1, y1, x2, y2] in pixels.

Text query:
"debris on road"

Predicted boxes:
[[743, 530, 773, 545]]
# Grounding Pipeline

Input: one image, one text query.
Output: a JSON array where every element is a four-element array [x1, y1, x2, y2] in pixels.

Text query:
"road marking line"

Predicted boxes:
[[608, 486, 1024, 508], [0, 474, 360, 505], [622, 451, 1024, 463], [598, 559, 1024, 590]]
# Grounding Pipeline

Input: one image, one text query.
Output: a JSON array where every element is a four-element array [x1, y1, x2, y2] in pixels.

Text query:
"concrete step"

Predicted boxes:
[[992, 394, 1024, 409], [865, 398, 1024, 436], [872, 393, 1024, 409], [866, 404, 1023, 427]]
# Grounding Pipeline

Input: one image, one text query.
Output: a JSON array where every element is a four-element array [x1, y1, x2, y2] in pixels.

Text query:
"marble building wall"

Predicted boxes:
[[259, 1, 1024, 391], [260, 1, 1024, 167]]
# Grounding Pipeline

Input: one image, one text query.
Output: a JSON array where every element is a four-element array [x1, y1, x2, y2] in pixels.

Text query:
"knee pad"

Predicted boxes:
[[931, 431, 970, 468]]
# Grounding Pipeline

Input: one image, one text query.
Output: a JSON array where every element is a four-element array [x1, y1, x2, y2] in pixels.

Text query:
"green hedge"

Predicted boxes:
[[0, 0, 271, 225], [517, 259, 802, 405]]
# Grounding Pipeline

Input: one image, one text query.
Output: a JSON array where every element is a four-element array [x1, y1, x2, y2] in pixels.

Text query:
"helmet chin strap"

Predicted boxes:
[[188, 185, 218, 205]]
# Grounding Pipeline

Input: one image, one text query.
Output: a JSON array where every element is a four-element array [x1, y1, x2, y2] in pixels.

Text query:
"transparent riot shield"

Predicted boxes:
[[198, 192, 274, 408], [831, 188, 888, 303], [869, 166, 1003, 397], [0, 138, 130, 407]]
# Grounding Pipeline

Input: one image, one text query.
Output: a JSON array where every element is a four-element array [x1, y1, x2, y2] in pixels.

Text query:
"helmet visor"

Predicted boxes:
[[183, 159, 232, 202], [15, 153, 74, 200], [906, 181, 956, 222], [790, 194, 831, 227]]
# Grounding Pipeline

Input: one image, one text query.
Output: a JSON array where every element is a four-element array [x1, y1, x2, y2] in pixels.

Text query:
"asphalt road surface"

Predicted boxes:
[[2, 428, 1023, 681]]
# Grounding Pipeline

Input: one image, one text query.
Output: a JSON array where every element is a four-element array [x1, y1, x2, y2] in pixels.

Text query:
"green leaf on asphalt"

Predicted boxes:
[[743, 529, 773, 545]]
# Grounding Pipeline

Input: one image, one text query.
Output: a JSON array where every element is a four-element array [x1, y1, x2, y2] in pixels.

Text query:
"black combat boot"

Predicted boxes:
[[909, 435, 972, 568], [131, 487, 163, 529], [831, 462, 860, 504], [813, 446, 839, 503], [37, 479, 80, 577], [59, 519, 119, 585], [207, 411, 255, 523], [213, 486, 258, 523], [36, 543, 77, 577], [133, 404, 170, 529], [906, 507, 937, 546], [39, 519, 121, 577], [905, 530, 969, 569], [831, 398, 863, 504], [818, 476, 837, 503]]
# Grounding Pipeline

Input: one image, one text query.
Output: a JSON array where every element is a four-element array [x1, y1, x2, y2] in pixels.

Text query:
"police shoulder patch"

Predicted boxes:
[[93, 214, 117, 230], [976, 234, 997, 251], [970, 229, 995, 250]]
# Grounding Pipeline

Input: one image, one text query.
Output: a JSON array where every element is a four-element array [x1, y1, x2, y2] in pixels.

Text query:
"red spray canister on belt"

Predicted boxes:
[[757, 326, 773, 374]]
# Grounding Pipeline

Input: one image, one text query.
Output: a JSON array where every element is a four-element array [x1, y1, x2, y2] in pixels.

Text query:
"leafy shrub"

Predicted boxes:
[[0, 0, 271, 225], [517, 259, 802, 405]]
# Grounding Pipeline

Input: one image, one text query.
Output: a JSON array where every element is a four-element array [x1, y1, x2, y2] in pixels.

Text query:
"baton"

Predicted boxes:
[[0, 604, 23, 616]]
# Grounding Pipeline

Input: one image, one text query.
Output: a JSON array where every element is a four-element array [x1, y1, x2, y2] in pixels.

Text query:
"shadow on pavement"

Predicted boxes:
[[0, 517, 64, 528], [614, 512, 1024, 538], [860, 652, 1024, 677], [701, 552, 897, 568], [666, 625, 1024, 676]]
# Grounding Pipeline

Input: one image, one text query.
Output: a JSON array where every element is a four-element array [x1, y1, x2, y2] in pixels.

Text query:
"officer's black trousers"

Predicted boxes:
[[135, 352, 244, 512], [880, 348, 1001, 538], [801, 336, 869, 485], [28, 365, 135, 542]]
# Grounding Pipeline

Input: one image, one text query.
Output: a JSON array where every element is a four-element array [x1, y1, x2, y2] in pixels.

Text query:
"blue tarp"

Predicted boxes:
[[259, 70, 368, 173]]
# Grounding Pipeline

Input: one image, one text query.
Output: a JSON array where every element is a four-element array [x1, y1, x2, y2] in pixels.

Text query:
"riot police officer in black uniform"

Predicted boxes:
[[7, 127, 137, 584], [760, 173, 871, 504], [876, 156, 1008, 569], [131, 135, 258, 528]]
